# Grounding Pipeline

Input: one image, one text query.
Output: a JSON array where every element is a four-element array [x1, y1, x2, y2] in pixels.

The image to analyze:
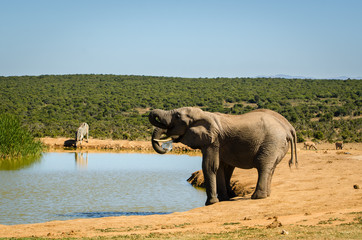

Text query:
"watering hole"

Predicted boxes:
[[0, 152, 204, 225]]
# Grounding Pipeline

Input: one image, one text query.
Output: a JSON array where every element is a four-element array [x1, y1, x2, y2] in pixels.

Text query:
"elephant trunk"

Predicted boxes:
[[151, 128, 169, 154], [149, 109, 174, 154], [148, 109, 171, 129]]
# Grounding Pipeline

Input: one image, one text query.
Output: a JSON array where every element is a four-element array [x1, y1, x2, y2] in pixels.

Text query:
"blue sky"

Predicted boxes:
[[1, 0, 361, 79]]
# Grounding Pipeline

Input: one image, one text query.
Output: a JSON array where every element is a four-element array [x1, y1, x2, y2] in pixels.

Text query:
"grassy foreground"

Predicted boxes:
[[1, 219, 361, 239], [109, 219, 362, 239], [1, 212, 360, 239]]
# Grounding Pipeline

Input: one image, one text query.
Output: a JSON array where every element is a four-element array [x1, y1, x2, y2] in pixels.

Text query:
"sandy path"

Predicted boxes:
[[0, 141, 361, 238]]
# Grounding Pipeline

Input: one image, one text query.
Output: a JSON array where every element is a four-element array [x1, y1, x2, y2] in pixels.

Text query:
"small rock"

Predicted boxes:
[[281, 229, 289, 235], [353, 184, 360, 189]]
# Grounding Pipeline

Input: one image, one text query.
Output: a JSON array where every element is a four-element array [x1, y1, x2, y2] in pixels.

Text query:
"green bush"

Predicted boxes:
[[296, 132, 305, 143], [0, 114, 43, 160], [313, 131, 324, 140]]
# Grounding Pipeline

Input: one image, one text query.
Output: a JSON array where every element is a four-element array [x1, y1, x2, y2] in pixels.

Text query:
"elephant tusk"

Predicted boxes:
[[153, 137, 173, 142]]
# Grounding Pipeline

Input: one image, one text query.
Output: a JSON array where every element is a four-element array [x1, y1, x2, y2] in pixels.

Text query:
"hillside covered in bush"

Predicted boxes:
[[0, 75, 360, 142]]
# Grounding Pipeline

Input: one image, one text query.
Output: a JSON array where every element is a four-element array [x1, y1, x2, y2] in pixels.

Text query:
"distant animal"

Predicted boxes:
[[304, 141, 317, 150], [149, 107, 298, 205], [75, 122, 89, 147], [64, 139, 76, 147], [335, 142, 343, 150]]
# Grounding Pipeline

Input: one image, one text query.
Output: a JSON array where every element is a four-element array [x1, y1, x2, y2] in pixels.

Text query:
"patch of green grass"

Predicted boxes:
[[97, 228, 122, 233], [0, 114, 43, 170], [318, 217, 346, 225], [160, 222, 191, 229], [223, 222, 241, 225], [174, 223, 191, 228], [96, 225, 153, 233]]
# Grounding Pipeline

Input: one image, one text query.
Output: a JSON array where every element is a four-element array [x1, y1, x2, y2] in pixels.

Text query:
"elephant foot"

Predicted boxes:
[[205, 197, 219, 206], [218, 195, 230, 202], [251, 190, 268, 199], [228, 190, 237, 198]]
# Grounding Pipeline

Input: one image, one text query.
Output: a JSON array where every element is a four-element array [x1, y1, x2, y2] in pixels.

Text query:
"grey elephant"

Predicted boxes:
[[75, 122, 89, 147], [149, 107, 298, 205]]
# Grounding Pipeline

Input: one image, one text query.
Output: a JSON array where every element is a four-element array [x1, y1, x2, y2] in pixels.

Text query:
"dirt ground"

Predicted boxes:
[[41, 137, 196, 153], [0, 139, 361, 238]]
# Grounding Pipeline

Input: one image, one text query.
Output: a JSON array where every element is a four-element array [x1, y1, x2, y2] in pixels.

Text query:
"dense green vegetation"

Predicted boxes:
[[0, 75, 360, 142], [0, 114, 43, 169]]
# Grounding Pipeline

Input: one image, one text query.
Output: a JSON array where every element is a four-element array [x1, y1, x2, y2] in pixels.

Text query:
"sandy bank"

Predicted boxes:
[[40, 137, 198, 153]]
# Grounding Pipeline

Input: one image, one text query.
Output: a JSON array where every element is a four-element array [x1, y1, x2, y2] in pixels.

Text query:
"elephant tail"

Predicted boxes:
[[288, 130, 298, 168]]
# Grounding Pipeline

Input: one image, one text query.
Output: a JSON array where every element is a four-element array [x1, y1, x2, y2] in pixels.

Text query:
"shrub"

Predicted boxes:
[[296, 132, 305, 143], [313, 131, 324, 140], [0, 114, 43, 160]]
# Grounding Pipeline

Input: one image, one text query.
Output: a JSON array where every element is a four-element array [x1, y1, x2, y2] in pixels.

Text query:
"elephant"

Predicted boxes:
[[303, 141, 317, 150], [75, 122, 89, 147], [149, 107, 298, 205], [335, 142, 343, 150]]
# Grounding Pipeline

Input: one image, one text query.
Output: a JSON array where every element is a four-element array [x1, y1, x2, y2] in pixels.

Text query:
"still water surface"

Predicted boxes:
[[0, 152, 204, 225]]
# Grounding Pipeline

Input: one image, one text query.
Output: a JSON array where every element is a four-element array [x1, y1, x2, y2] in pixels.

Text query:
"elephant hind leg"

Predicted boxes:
[[251, 167, 270, 199], [267, 154, 284, 197], [252, 151, 285, 199], [267, 167, 276, 197], [224, 164, 236, 198], [252, 153, 279, 199]]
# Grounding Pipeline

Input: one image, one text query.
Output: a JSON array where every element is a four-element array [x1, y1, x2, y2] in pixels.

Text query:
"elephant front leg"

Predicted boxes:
[[202, 146, 220, 205]]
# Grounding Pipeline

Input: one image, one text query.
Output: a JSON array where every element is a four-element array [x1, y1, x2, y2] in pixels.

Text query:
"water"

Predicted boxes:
[[0, 152, 204, 225]]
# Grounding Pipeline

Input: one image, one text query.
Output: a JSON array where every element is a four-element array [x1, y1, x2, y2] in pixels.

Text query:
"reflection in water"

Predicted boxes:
[[0, 154, 42, 170], [75, 152, 88, 168]]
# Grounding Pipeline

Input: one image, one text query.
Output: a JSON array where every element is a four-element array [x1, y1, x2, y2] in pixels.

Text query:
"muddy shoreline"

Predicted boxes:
[[40, 137, 199, 153]]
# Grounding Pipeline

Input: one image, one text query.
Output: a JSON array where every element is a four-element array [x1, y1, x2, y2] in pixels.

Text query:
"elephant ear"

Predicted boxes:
[[181, 114, 219, 149]]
